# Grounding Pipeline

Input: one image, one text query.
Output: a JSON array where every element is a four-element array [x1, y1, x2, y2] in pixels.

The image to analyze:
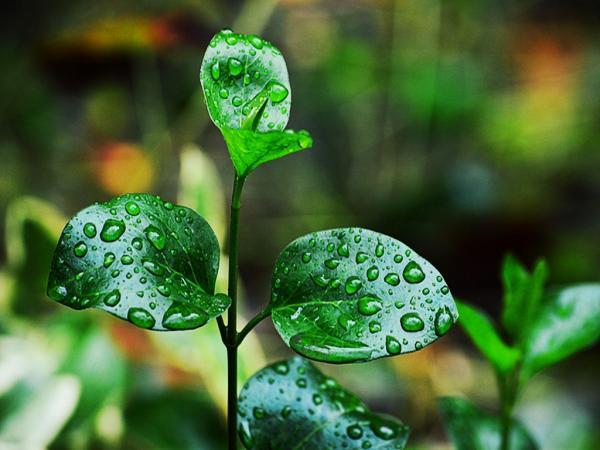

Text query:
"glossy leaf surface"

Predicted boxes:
[[200, 29, 291, 132], [47, 194, 229, 331], [270, 228, 457, 363], [456, 300, 520, 373], [522, 284, 600, 374], [237, 357, 410, 449], [222, 128, 312, 176], [439, 397, 538, 450]]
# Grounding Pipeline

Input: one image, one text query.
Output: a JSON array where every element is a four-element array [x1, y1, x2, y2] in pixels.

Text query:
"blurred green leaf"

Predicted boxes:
[[522, 284, 600, 375], [0, 375, 80, 449], [238, 357, 410, 449], [439, 397, 538, 450], [456, 300, 521, 373], [501, 255, 549, 342], [270, 228, 457, 363], [47, 193, 229, 331]]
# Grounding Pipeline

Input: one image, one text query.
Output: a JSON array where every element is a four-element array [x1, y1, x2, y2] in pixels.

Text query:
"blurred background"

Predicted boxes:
[[0, 0, 599, 448]]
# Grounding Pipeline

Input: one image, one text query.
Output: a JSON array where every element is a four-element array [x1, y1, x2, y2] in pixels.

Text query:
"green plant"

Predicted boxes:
[[46, 29, 458, 449], [442, 255, 600, 450]]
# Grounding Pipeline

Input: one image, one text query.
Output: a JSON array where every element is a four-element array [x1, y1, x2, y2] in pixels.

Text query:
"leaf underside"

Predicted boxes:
[[439, 397, 538, 450], [238, 357, 410, 450], [269, 228, 458, 363], [47, 193, 229, 331]]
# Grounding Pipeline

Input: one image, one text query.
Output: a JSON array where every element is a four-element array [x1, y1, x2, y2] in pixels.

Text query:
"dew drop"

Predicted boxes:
[[103, 252, 116, 268], [400, 312, 425, 332], [73, 241, 88, 257], [162, 304, 208, 330], [83, 223, 97, 238], [281, 405, 292, 418], [157, 284, 171, 297], [228, 57, 243, 76], [345, 276, 362, 295], [337, 243, 349, 257], [144, 225, 166, 250], [104, 289, 121, 307], [403, 261, 425, 283], [313, 394, 323, 405], [375, 243, 384, 257], [369, 321, 382, 333], [219, 88, 229, 99], [48, 285, 67, 302], [356, 252, 369, 264], [211, 62, 220, 80], [232, 96, 243, 107], [125, 201, 140, 216], [301, 252, 312, 263], [386, 335, 401, 355], [357, 294, 383, 316], [248, 35, 264, 49], [325, 258, 340, 269], [441, 286, 449, 295], [273, 361, 289, 375], [100, 219, 125, 242], [384, 273, 400, 286], [296, 378, 307, 388], [347, 424, 363, 440], [121, 255, 133, 265], [269, 82, 289, 103], [132, 237, 143, 250], [366, 266, 379, 281], [225, 35, 238, 45], [434, 306, 453, 336], [252, 407, 265, 419], [127, 307, 155, 329], [370, 417, 398, 440]]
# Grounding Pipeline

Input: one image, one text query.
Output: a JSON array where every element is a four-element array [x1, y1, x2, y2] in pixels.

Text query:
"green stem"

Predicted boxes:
[[498, 369, 520, 450], [227, 174, 245, 450], [236, 307, 271, 347]]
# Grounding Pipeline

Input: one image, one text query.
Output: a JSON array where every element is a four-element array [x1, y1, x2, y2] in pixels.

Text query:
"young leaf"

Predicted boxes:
[[237, 357, 410, 449], [200, 29, 291, 132], [439, 397, 538, 450], [222, 128, 312, 176], [456, 300, 521, 373], [501, 255, 548, 341], [522, 284, 600, 375], [269, 228, 457, 363], [200, 30, 312, 176], [47, 194, 230, 331]]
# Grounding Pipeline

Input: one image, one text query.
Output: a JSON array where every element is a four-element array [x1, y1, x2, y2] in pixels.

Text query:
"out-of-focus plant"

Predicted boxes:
[[442, 256, 600, 450], [45, 29, 459, 449]]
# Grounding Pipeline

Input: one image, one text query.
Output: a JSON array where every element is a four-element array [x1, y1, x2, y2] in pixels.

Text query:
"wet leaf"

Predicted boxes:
[[456, 300, 521, 373], [439, 397, 538, 450], [47, 193, 229, 331], [269, 228, 457, 363], [522, 284, 600, 375], [237, 357, 410, 449]]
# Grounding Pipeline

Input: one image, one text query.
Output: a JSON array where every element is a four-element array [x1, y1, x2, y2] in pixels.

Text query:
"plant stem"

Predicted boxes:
[[237, 307, 271, 347], [227, 174, 245, 450], [498, 369, 520, 450]]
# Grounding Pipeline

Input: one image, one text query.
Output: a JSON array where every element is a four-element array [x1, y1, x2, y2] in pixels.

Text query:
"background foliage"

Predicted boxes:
[[0, 0, 598, 448]]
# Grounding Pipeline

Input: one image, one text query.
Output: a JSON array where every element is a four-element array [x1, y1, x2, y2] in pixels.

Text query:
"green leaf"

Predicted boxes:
[[47, 193, 230, 331], [222, 127, 312, 176], [522, 284, 600, 375], [439, 397, 538, 450], [200, 29, 291, 133], [238, 357, 410, 449], [269, 228, 457, 363], [456, 300, 521, 373], [501, 255, 548, 341]]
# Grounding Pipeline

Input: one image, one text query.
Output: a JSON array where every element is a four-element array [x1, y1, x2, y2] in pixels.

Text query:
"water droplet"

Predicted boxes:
[[111, 269, 120, 278], [312, 274, 330, 288], [127, 307, 155, 329], [219, 88, 229, 99], [225, 35, 238, 45], [301, 252, 312, 263], [157, 284, 171, 297], [345, 276, 362, 295], [142, 259, 163, 276], [83, 223, 97, 238], [103, 252, 116, 268], [370, 417, 398, 440], [273, 362, 289, 375], [327, 243, 335, 252], [121, 255, 133, 265], [375, 243, 384, 257], [104, 289, 121, 307], [366, 266, 379, 281], [268, 82, 288, 103], [228, 57, 243, 76], [248, 35, 264, 49], [386, 336, 401, 354], [403, 261, 425, 283], [384, 273, 400, 286], [400, 312, 424, 332], [281, 405, 292, 418], [347, 424, 363, 440], [296, 378, 307, 388], [132, 237, 143, 250], [144, 225, 166, 250], [252, 407, 266, 419], [48, 285, 67, 302], [211, 62, 220, 80], [369, 321, 381, 333], [100, 219, 125, 242], [125, 201, 140, 216], [73, 241, 88, 257], [441, 285, 449, 295], [356, 252, 369, 264], [434, 306, 453, 336], [338, 314, 356, 331], [337, 243, 349, 257], [162, 304, 208, 330], [312, 394, 323, 405], [357, 294, 383, 315], [232, 96, 243, 106], [325, 258, 340, 269], [394, 254, 403, 263]]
